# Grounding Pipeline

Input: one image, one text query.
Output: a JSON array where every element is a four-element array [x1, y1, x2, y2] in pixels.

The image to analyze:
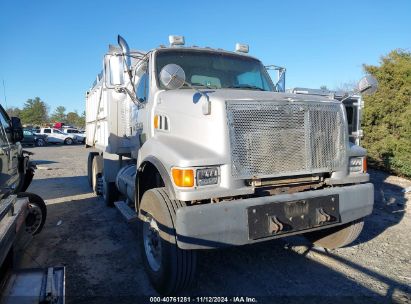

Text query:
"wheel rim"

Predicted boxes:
[[25, 203, 43, 234], [143, 216, 162, 272], [37, 139, 44, 146], [66, 138, 72, 145]]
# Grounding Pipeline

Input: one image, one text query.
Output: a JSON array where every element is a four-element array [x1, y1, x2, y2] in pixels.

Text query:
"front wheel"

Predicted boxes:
[[305, 219, 364, 249], [35, 138, 46, 147], [64, 138, 73, 145], [139, 188, 197, 295]]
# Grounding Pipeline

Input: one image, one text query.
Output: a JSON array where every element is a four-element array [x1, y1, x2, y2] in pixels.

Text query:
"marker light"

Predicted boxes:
[[172, 168, 194, 187], [235, 43, 249, 53], [154, 115, 159, 129], [169, 35, 185, 46]]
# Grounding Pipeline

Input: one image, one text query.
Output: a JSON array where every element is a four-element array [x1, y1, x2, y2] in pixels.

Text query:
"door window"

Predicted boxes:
[[44, 129, 51, 133], [0, 108, 12, 143], [136, 72, 149, 103]]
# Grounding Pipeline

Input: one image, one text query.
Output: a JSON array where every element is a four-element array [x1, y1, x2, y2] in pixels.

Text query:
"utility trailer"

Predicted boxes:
[[85, 35, 377, 295]]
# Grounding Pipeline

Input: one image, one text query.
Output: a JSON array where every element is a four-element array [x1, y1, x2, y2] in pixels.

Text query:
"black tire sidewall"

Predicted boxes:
[[87, 152, 99, 187], [36, 138, 45, 146], [138, 189, 183, 295], [17, 192, 47, 235], [138, 219, 177, 292]]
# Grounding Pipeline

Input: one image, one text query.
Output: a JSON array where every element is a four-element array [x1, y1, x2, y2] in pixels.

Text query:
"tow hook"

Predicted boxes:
[[269, 216, 284, 234], [316, 208, 332, 225]]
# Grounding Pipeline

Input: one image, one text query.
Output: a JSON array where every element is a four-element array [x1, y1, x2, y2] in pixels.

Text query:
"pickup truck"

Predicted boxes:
[[21, 129, 48, 147], [63, 127, 86, 143], [36, 128, 77, 145]]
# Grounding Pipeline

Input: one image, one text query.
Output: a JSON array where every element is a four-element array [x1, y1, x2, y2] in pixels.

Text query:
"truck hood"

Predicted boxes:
[[158, 88, 339, 105]]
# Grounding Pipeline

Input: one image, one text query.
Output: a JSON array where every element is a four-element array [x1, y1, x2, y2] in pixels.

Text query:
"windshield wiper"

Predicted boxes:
[[227, 85, 266, 91], [190, 83, 217, 89]]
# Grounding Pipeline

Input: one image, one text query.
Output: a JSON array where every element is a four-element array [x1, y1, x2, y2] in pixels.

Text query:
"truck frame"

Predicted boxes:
[[85, 35, 375, 295]]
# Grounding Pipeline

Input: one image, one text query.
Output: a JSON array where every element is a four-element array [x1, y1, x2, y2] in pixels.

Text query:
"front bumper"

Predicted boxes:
[[175, 183, 374, 249]]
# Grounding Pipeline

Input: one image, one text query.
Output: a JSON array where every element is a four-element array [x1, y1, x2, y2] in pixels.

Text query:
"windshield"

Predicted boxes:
[[156, 50, 275, 91]]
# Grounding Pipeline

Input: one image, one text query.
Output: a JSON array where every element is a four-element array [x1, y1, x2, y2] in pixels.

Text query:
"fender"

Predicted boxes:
[[136, 135, 228, 203], [136, 155, 176, 211]]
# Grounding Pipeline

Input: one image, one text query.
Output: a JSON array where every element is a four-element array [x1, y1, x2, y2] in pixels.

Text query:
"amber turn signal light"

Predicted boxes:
[[172, 168, 194, 187], [154, 115, 159, 129]]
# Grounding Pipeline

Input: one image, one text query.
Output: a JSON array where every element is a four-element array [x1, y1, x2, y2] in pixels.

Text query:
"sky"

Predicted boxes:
[[0, 0, 410, 114]]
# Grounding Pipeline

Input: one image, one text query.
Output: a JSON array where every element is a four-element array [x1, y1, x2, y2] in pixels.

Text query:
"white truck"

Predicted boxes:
[[85, 35, 377, 295], [37, 128, 77, 145], [63, 127, 86, 143]]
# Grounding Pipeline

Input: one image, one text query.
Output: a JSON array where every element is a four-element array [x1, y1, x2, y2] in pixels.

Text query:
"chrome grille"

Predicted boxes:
[[226, 101, 347, 179]]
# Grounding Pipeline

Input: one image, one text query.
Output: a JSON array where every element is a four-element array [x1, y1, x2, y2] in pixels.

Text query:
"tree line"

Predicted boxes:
[[6, 97, 85, 128], [362, 49, 411, 177]]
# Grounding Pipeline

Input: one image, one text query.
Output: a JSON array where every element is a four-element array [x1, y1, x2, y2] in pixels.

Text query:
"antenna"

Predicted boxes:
[[2, 80, 7, 108]]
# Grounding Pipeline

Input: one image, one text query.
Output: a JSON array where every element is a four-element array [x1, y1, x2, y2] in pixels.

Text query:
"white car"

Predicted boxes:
[[37, 128, 76, 145], [63, 128, 86, 143]]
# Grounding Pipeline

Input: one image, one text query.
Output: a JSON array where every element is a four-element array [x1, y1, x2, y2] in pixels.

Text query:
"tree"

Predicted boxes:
[[6, 106, 21, 118], [50, 106, 66, 122], [320, 85, 328, 90], [65, 110, 85, 128], [362, 49, 411, 177], [20, 97, 48, 125], [66, 111, 79, 126], [78, 111, 86, 128]]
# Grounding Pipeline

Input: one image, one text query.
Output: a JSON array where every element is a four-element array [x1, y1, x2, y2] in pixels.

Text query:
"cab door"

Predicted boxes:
[[42, 128, 54, 142], [0, 107, 19, 198], [52, 129, 65, 142]]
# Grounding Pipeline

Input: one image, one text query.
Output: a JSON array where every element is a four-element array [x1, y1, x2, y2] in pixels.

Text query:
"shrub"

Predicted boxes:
[[362, 50, 411, 177]]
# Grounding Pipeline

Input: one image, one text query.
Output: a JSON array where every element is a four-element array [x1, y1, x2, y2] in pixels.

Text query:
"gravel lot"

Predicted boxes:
[[18, 145, 411, 303]]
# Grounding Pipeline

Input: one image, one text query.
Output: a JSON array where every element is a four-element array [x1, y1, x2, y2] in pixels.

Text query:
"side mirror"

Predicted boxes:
[[358, 75, 378, 95], [159, 64, 186, 90], [10, 117, 23, 143], [104, 54, 125, 88]]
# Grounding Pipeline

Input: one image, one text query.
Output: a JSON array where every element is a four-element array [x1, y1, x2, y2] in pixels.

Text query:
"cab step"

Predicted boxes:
[[114, 201, 138, 223]]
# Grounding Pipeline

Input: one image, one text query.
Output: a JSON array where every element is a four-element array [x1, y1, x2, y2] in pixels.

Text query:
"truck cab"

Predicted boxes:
[[85, 35, 377, 295]]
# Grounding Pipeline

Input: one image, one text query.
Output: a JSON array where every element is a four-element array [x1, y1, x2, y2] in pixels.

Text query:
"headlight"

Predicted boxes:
[[349, 157, 367, 173], [196, 167, 219, 186]]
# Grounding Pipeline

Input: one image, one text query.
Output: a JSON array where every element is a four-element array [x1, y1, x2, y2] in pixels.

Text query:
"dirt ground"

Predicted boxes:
[[18, 145, 411, 303]]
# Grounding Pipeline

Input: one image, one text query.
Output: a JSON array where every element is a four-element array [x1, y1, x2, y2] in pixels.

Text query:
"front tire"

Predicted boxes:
[[17, 192, 47, 235], [139, 188, 197, 295], [64, 138, 73, 145], [305, 219, 364, 249], [35, 138, 45, 147]]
